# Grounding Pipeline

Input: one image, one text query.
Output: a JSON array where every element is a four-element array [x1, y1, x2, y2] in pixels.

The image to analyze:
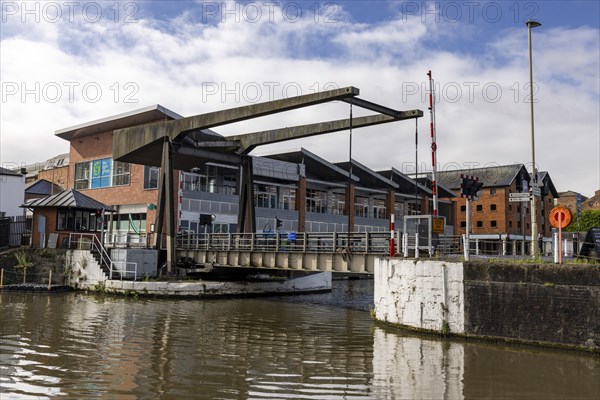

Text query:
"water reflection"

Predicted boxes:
[[1, 292, 599, 399]]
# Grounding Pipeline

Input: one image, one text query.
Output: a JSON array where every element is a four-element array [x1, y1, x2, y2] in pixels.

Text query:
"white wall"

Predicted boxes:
[[0, 173, 25, 217], [374, 259, 465, 334]]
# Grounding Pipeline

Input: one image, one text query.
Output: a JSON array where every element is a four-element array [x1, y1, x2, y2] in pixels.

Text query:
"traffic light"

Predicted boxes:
[[95, 209, 102, 217], [275, 217, 282, 230], [460, 175, 483, 199]]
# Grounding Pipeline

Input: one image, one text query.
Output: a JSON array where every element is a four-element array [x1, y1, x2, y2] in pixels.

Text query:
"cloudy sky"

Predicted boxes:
[[1, 0, 599, 196]]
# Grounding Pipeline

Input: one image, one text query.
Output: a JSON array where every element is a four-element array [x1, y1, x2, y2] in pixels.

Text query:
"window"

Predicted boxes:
[[306, 189, 327, 213], [394, 202, 404, 219], [460, 205, 466, 212], [74, 162, 90, 190], [509, 220, 513, 228], [144, 166, 159, 189], [476, 205, 483, 212], [354, 196, 369, 217], [331, 192, 345, 215], [373, 198, 387, 219], [113, 161, 130, 186], [223, 177, 237, 195], [56, 209, 98, 232], [74, 158, 130, 189], [460, 221, 466, 228], [509, 205, 512, 211], [491, 204, 497, 211], [491, 220, 497, 228], [281, 187, 296, 210], [490, 188, 497, 195], [476, 221, 483, 228], [255, 185, 278, 209]]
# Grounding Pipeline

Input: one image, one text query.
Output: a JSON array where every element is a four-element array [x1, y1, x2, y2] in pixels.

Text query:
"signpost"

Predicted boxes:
[[549, 206, 572, 264], [460, 175, 483, 261], [509, 193, 531, 202]]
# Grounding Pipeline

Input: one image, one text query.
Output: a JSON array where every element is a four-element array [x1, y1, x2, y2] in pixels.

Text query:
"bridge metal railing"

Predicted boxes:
[[176, 232, 393, 254]]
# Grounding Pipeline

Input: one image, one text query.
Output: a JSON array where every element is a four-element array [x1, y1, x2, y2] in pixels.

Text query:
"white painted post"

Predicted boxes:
[[462, 234, 469, 261], [553, 232, 559, 263], [415, 233, 419, 259], [502, 237, 507, 256], [402, 233, 408, 258], [475, 239, 480, 256], [563, 239, 568, 257]]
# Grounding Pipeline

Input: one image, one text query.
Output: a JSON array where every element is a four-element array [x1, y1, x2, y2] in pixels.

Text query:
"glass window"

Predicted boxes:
[[460, 205, 466, 212], [460, 221, 466, 228], [373, 198, 387, 219], [354, 196, 369, 217], [223, 176, 237, 195], [281, 187, 296, 210], [491, 204, 497, 211], [57, 208, 97, 232], [509, 220, 513, 228], [491, 220, 497, 227], [476, 221, 483, 228], [306, 189, 327, 213], [255, 185, 278, 209], [331, 192, 345, 215], [113, 161, 130, 186], [394, 202, 404, 219], [144, 166, 159, 189], [476, 205, 483, 212], [74, 162, 90, 190], [490, 188, 496, 195]]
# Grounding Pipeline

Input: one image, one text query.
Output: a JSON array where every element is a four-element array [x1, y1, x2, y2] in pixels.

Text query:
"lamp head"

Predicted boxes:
[[526, 20, 541, 29]]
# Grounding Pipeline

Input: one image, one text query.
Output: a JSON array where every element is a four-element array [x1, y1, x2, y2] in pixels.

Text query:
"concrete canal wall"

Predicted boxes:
[[374, 259, 600, 352], [66, 250, 332, 296]]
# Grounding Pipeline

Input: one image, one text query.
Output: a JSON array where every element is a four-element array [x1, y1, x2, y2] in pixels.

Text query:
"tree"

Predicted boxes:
[[565, 210, 600, 232]]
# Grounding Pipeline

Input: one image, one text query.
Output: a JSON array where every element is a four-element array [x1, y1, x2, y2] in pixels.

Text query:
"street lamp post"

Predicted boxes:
[[526, 19, 541, 258]]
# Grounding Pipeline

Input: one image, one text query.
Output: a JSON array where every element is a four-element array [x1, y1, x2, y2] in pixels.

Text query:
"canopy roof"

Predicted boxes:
[[22, 189, 114, 211]]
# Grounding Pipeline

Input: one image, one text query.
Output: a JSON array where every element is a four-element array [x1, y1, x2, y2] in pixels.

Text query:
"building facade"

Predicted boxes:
[[0, 167, 25, 217], [436, 164, 559, 239]]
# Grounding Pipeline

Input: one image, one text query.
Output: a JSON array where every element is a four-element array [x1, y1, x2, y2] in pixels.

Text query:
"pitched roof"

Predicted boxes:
[[22, 189, 114, 210], [0, 166, 22, 176], [436, 164, 528, 189], [25, 179, 64, 196]]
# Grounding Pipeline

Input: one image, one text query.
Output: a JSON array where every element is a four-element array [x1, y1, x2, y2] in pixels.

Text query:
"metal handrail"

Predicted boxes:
[[174, 231, 394, 254], [110, 261, 138, 280], [69, 232, 113, 271]]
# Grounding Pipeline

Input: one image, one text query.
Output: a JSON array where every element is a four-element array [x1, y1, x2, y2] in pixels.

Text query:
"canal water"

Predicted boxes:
[[1, 279, 599, 399]]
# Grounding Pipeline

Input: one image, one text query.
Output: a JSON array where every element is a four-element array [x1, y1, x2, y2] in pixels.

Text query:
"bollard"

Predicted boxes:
[[48, 270, 52, 291], [462, 234, 469, 261], [563, 239, 569, 257], [475, 239, 480, 256], [402, 233, 408, 258], [415, 233, 419, 259], [502, 237, 507, 256]]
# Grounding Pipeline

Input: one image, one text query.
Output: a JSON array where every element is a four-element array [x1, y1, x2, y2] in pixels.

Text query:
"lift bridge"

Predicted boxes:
[[112, 86, 423, 274], [175, 231, 394, 274]]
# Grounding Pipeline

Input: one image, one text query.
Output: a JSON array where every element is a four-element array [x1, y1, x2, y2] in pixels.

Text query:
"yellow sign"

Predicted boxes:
[[432, 217, 445, 234]]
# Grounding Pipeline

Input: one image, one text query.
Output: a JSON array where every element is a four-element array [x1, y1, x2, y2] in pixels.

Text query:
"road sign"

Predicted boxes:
[[509, 193, 531, 198], [531, 187, 541, 196], [549, 206, 572, 229], [509, 197, 530, 202], [432, 217, 445, 234]]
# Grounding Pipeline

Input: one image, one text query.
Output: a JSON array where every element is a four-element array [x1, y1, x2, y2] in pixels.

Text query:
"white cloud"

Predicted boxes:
[[0, 2, 598, 196]]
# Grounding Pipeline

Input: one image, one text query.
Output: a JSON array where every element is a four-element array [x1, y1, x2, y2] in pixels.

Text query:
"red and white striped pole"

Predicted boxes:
[[390, 213, 395, 256], [427, 70, 439, 217]]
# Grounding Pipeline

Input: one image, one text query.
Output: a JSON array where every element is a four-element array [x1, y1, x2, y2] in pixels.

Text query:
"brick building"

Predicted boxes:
[[436, 164, 559, 239], [557, 190, 586, 216]]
